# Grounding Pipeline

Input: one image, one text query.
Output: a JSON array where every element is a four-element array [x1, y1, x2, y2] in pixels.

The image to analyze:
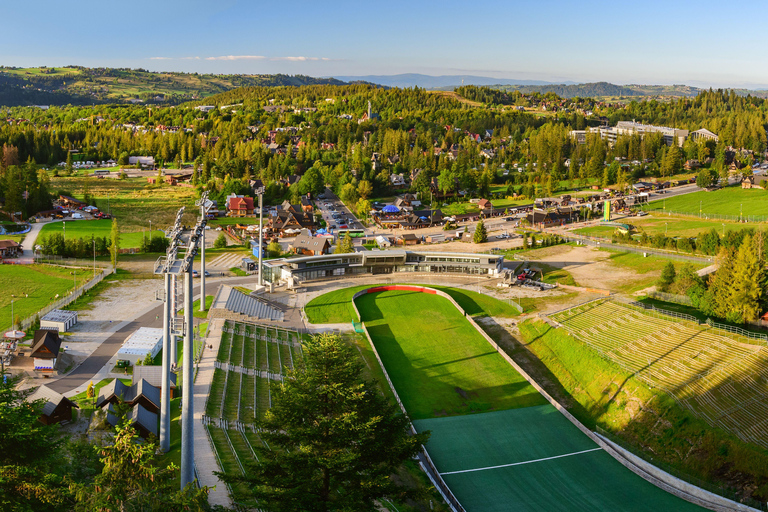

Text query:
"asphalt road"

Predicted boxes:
[[47, 275, 256, 394]]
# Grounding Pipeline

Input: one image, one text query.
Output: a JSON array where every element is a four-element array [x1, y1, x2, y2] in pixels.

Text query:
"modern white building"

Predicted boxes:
[[40, 309, 78, 332], [117, 327, 163, 364]]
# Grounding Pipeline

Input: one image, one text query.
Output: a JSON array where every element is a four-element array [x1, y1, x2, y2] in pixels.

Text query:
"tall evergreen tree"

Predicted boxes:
[[220, 333, 429, 511]]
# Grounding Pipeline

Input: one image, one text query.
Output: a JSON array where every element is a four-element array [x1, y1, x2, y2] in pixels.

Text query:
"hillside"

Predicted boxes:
[[0, 66, 347, 107]]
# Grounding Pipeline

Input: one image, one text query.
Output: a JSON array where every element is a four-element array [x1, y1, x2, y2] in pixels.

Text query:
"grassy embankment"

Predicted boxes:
[[515, 319, 768, 501]]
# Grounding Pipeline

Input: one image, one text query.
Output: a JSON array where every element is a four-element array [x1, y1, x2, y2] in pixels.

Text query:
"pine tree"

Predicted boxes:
[[110, 218, 120, 273], [729, 234, 767, 323], [657, 262, 676, 292], [334, 233, 354, 254], [473, 219, 488, 244], [221, 333, 427, 511]]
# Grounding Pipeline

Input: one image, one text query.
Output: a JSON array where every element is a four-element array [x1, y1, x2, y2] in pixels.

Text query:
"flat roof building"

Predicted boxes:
[[40, 309, 78, 332], [262, 250, 504, 286], [117, 327, 163, 364]]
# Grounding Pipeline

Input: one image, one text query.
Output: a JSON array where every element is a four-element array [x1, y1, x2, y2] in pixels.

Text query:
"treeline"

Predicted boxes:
[[657, 233, 768, 324], [612, 226, 756, 256]]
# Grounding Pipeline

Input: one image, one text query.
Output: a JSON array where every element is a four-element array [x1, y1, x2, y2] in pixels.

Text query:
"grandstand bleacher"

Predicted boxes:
[[551, 300, 768, 450], [224, 289, 285, 322]]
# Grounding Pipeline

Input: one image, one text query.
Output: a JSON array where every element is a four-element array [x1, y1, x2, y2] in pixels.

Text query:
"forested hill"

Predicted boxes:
[[492, 82, 696, 99], [0, 66, 347, 107]]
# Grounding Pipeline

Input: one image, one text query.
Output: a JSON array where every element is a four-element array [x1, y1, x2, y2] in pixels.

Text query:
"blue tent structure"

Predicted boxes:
[[382, 205, 400, 213]]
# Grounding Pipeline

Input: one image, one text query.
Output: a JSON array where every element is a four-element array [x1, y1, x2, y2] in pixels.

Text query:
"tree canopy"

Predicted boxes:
[[220, 333, 429, 511]]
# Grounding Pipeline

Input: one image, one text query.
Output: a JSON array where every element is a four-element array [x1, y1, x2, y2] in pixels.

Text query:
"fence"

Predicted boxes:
[[503, 297, 524, 313], [640, 205, 768, 224], [18, 269, 108, 330], [596, 426, 767, 511], [35, 255, 113, 268], [705, 318, 768, 344], [561, 234, 714, 264], [626, 300, 700, 325], [646, 290, 693, 306]]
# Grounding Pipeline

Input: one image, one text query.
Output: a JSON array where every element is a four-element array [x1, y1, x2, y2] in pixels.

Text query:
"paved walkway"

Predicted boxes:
[[193, 318, 232, 508]]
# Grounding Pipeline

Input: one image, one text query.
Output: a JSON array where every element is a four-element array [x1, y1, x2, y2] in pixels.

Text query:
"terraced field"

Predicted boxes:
[[551, 300, 768, 449]]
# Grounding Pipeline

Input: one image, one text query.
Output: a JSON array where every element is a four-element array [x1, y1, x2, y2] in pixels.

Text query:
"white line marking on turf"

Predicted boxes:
[[440, 447, 603, 476]]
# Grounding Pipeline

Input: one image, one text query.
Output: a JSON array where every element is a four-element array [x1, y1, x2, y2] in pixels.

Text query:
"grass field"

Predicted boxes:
[[600, 249, 703, 293], [414, 407, 702, 512], [629, 214, 762, 238], [305, 283, 520, 325], [49, 176, 199, 232], [645, 187, 768, 217], [357, 290, 545, 419], [38, 219, 165, 249], [0, 264, 91, 331]]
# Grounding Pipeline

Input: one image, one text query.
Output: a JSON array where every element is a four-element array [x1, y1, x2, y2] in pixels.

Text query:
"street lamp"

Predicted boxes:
[[63, 221, 66, 241], [722, 223, 725, 236], [665, 222, 668, 236], [93, 239, 96, 277]]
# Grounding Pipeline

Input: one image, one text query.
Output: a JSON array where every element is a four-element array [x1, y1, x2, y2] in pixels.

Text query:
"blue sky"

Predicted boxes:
[[2, 0, 766, 87]]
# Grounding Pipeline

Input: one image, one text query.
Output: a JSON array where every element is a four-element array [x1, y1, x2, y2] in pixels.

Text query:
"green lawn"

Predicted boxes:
[[305, 284, 520, 324], [629, 214, 762, 238], [38, 219, 165, 249], [0, 264, 91, 331], [645, 187, 768, 217], [358, 290, 545, 419], [179, 295, 214, 319], [600, 249, 703, 293], [572, 225, 619, 238]]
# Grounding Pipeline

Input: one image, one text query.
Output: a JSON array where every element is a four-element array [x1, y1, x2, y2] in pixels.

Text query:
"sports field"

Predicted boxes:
[[414, 407, 702, 512], [357, 290, 545, 418], [358, 289, 704, 511], [0, 264, 90, 331], [646, 187, 768, 217]]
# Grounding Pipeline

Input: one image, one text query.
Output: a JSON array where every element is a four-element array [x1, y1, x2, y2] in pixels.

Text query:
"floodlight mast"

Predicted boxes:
[[156, 205, 185, 454], [195, 192, 214, 313], [256, 186, 265, 287]]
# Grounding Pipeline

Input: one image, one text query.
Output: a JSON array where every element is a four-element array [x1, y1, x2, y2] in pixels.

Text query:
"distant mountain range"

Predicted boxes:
[[1, 66, 767, 108], [333, 73, 571, 89]]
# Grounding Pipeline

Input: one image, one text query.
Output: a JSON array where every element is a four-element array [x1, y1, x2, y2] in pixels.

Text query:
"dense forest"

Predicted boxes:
[[0, 84, 767, 222]]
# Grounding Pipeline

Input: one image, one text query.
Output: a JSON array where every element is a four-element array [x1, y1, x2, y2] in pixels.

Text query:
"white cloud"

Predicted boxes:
[[205, 55, 266, 61], [150, 57, 171, 60], [275, 56, 329, 62], [181, 56, 201, 60]]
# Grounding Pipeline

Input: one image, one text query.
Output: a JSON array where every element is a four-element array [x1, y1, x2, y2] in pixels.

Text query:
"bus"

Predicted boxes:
[[336, 228, 366, 239]]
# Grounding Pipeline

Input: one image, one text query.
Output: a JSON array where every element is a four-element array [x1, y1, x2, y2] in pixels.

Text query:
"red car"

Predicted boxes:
[[339, 224, 348, 229]]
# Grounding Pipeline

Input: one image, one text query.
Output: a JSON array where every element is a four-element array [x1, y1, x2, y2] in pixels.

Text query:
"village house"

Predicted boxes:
[[742, 175, 768, 189], [0, 239, 22, 259], [289, 231, 332, 256], [27, 385, 79, 425], [226, 195, 255, 217]]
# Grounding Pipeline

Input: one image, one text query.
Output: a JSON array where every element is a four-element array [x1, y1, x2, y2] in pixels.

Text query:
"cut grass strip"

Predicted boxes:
[[240, 374, 256, 424], [206, 368, 226, 418], [223, 372, 241, 423]]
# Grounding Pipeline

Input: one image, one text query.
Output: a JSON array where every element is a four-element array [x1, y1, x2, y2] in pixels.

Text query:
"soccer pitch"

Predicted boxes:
[[356, 289, 546, 419]]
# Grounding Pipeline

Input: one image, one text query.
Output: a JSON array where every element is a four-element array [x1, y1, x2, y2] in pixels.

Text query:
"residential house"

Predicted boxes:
[[0, 240, 22, 258], [27, 385, 79, 425], [300, 195, 313, 213], [390, 174, 407, 189], [394, 194, 421, 209], [742, 175, 768, 189], [226, 195, 255, 217], [478, 199, 494, 212], [396, 233, 420, 246], [290, 231, 332, 256]]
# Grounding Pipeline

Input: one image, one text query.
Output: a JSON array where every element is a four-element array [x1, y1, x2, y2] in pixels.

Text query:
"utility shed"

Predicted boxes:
[[27, 385, 79, 425], [106, 403, 158, 439], [116, 327, 163, 364], [40, 309, 78, 331]]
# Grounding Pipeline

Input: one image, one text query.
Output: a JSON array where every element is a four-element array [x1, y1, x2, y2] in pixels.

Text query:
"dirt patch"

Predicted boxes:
[[527, 245, 646, 293], [455, 386, 470, 400]]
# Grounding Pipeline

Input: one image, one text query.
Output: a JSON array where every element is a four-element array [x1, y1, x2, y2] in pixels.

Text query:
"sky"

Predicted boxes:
[[2, 0, 767, 88]]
